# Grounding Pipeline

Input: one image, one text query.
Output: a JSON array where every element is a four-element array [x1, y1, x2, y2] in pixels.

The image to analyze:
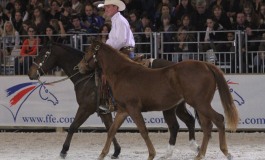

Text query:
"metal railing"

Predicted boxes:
[[1, 30, 265, 75]]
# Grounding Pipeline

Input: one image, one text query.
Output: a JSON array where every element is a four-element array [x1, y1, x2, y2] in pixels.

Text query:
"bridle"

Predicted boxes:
[[33, 49, 51, 78], [32, 46, 80, 85], [83, 44, 101, 65], [82, 44, 101, 86]]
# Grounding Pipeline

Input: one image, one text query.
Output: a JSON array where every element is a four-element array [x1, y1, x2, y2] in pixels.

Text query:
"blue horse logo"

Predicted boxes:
[[227, 80, 245, 106], [0, 82, 59, 122]]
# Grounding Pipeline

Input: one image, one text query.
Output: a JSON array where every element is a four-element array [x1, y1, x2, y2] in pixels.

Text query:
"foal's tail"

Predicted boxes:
[[206, 63, 239, 132]]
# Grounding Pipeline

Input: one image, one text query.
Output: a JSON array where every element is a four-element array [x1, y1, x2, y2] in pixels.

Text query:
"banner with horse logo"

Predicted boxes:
[[0, 75, 264, 129]]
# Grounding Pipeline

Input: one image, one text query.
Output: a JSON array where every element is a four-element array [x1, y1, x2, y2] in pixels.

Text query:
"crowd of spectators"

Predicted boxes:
[[0, 0, 265, 74]]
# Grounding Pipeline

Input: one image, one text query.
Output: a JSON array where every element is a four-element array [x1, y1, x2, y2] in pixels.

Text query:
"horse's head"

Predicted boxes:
[[28, 43, 56, 80], [78, 40, 101, 74]]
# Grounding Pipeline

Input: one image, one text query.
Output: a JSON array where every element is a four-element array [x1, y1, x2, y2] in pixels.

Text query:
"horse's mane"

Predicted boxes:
[[52, 42, 85, 57], [96, 41, 141, 65]]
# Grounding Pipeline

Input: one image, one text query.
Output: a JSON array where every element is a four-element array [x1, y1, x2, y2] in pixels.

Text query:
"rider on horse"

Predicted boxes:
[[97, 0, 136, 113]]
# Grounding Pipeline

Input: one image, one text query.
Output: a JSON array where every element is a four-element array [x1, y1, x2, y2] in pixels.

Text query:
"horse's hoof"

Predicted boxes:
[[112, 147, 121, 159], [157, 144, 174, 160], [189, 140, 200, 153], [111, 155, 119, 159], [60, 152, 67, 159], [227, 153, 233, 160]]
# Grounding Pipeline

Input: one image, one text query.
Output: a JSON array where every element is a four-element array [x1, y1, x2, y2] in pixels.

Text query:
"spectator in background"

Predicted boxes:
[[60, 1, 73, 31], [208, 0, 229, 12], [174, 0, 195, 26], [12, 11, 23, 33], [5, 0, 16, 20], [243, 1, 260, 29], [154, 4, 173, 31], [31, 6, 48, 35], [203, 16, 225, 51], [156, 0, 174, 16], [226, 0, 241, 24], [252, 0, 263, 13], [231, 12, 252, 73], [177, 14, 195, 31], [26, 0, 45, 20], [66, 15, 88, 50], [130, 24, 142, 54], [15, 25, 39, 75], [139, 0, 158, 23], [46, 0, 62, 22], [0, 5, 9, 28], [43, 24, 65, 44], [82, 3, 104, 33], [212, 4, 232, 30], [97, 23, 111, 43], [20, 20, 31, 41], [49, 19, 66, 37], [141, 25, 154, 57], [174, 26, 197, 61], [71, 0, 84, 14], [11, 0, 28, 22], [137, 12, 153, 32], [128, 9, 141, 32], [218, 31, 235, 66], [258, 2, 265, 31], [158, 13, 176, 61], [254, 38, 265, 73], [1, 21, 20, 56], [190, 0, 210, 41]]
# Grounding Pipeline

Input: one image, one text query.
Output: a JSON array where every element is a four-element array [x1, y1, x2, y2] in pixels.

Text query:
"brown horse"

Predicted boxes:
[[77, 40, 239, 160], [27, 43, 198, 159]]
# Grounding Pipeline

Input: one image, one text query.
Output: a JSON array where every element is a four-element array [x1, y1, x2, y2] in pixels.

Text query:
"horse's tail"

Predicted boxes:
[[206, 63, 239, 132]]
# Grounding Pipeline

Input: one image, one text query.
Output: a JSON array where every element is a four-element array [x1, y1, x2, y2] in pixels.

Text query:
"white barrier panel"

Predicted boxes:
[[0, 75, 264, 129]]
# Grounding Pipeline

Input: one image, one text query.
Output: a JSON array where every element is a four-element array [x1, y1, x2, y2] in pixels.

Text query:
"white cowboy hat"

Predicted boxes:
[[97, 0, 126, 11]]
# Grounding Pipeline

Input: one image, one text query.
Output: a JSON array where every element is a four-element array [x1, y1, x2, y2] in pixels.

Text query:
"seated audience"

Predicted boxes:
[[15, 25, 40, 75]]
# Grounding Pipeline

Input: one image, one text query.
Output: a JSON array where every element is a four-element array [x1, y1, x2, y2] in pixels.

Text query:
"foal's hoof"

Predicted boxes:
[[60, 152, 67, 159], [227, 153, 233, 160], [194, 155, 205, 160]]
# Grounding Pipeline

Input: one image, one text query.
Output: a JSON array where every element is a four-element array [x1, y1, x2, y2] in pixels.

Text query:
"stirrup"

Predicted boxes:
[[99, 105, 111, 115], [99, 105, 109, 111]]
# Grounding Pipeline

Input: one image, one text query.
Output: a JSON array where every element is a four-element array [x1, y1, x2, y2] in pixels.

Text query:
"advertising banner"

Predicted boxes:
[[0, 75, 264, 129]]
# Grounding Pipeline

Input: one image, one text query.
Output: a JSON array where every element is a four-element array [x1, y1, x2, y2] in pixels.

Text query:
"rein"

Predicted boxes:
[[33, 47, 81, 85], [40, 71, 80, 85]]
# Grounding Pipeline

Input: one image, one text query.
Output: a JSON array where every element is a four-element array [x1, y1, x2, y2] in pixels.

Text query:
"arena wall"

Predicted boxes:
[[0, 75, 264, 130]]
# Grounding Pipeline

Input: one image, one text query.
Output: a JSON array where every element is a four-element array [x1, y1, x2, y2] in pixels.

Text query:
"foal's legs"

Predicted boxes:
[[194, 112, 213, 160], [99, 114, 121, 159], [195, 105, 231, 160], [126, 108, 156, 160], [98, 110, 128, 160]]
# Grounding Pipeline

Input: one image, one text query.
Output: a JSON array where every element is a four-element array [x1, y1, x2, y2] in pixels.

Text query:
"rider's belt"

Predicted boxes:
[[120, 46, 134, 52]]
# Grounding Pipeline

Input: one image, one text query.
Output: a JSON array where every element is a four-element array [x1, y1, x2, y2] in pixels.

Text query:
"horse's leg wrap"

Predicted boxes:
[[189, 139, 200, 153]]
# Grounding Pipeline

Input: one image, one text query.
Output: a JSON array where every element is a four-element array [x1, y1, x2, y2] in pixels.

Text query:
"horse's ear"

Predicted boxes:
[[90, 37, 101, 45]]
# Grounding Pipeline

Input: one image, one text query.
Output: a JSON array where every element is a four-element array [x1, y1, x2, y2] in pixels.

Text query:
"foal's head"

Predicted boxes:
[[78, 40, 101, 74]]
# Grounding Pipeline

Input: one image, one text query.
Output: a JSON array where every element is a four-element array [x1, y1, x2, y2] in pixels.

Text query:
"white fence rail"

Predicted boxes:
[[1, 30, 265, 75]]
